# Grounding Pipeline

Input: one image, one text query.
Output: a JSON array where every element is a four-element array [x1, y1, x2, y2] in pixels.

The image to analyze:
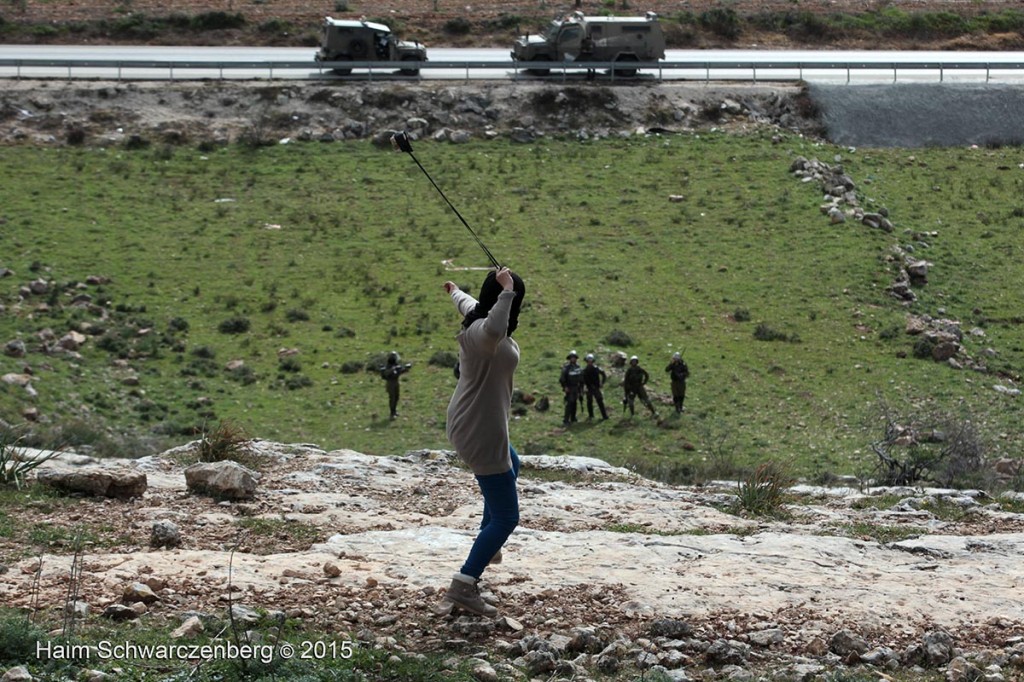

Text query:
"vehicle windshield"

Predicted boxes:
[[543, 20, 562, 41]]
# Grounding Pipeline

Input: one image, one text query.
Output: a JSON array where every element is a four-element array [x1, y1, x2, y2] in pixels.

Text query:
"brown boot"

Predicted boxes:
[[445, 573, 497, 617]]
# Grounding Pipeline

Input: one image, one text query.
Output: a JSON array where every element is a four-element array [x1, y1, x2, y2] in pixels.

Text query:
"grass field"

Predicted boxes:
[[1, 132, 1021, 483]]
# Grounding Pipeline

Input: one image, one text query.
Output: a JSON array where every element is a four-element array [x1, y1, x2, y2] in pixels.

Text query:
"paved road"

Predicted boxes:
[[1, 45, 1023, 83]]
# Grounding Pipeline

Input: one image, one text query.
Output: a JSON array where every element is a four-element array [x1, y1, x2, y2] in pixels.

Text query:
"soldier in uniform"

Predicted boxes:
[[665, 352, 690, 413], [623, 355, 657, 418], [379, 351, 412, 420], [559, 350, 585, 426], [582, 353, 609, 420]]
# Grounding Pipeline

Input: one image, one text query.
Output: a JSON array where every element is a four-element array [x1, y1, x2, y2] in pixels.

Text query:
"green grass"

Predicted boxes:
[[234, 517, 324, 544], [824, 522, 922, 544], [1, 135, 1022, 483]]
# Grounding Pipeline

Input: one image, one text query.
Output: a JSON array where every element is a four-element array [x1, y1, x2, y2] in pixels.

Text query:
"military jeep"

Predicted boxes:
[[315, 17, 427, 76]]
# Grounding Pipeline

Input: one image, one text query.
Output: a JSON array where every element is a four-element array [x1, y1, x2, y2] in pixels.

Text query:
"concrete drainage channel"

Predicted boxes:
[[809, 83, 1024, 147]]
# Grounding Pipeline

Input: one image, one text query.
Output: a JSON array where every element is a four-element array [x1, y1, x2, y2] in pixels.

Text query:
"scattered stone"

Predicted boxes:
[[830, 629, 869, 657], [747, 628, 784, 647], [1, 667, 32, 682], [3, 340, 26, 358], [102, 604, 139, 621], [123, 581, 159, 605], [171, 615, 205, 639], [650, 618, 693, 639], [150, 520, 182, 548], [184, 461, 258, 500]]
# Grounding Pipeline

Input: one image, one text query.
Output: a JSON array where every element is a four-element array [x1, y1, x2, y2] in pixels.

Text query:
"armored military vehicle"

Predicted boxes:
[[511, 11, 665, 77], [315, 17, 427, 76]]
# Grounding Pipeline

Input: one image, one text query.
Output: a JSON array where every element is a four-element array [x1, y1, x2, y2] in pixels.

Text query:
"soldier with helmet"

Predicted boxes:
[[665, 351, 690, 413], [559, 350, 585, 426], [623, 355, 657, 418], [379, 351, 412, 420], [582, 353, 609, 421]]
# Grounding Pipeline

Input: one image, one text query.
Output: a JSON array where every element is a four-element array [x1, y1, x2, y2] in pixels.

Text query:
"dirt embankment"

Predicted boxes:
[[0, 79, 821, 148], [3, 0, 1024, 50]]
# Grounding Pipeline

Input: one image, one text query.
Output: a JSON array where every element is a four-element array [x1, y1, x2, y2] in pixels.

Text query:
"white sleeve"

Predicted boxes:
[[451, 289, 478, 317]]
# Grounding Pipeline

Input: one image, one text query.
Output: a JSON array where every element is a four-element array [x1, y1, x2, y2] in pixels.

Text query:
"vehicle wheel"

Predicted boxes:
[[529, 55, 550, 76], [399, 56, 420, 76], [613, 54, 639, 77], [330, 54, 353, 76]]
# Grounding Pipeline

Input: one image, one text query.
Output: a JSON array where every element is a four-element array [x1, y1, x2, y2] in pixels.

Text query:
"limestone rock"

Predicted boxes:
[[184, 461, 258, 500], [35, 469, 147, 499]]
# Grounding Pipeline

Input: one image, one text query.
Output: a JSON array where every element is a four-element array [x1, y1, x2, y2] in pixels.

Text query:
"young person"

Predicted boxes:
[[441, 266, 526, 616]]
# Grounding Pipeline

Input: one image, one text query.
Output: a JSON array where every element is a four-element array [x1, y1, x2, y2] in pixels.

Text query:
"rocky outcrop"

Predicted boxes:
[[0, 80, 819, 148], [3, 443, 1023, 681]]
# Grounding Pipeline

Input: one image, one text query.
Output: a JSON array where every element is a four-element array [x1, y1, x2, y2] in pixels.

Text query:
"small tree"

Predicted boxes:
[[870, 396, 990, 488]]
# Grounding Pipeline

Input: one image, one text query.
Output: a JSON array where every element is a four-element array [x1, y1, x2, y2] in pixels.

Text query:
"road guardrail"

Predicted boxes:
[[2, 58, 1023, 83]]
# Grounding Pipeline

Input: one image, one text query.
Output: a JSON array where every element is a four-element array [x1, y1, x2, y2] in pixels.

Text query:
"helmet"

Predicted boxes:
[[387, 351, 400, 363], [672, 352, 681, 360], [630, 355, 639, 363], [584, 353, 595, 361], [567, 350, 578, 359]]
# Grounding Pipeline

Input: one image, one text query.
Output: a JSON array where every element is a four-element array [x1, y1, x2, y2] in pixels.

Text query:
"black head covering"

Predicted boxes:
[[461, 270, 526, 337]]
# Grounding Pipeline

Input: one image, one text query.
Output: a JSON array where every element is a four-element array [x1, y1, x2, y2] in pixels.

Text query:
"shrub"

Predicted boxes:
[[753, 323, 799, 343], [733, 308, 751, 322], [0, 609, 49, 665], [190, 11, 245, 31], [285, 375, 313, 390], [279, 357, 302, 373], [226, 365, 257, 385], [699, 7, 741, 40], [912, 336, 936, 359], [870, 397, 992, 488], [736, 461, 792, 516], [285, 309, 310, 323], [168, 316, 190, 333], [428, 350, 458, 368], [218, 317, 251, 334], [605, 330, 634, 347], [0, 426, 56, 489], [191, 345, 216, 359], [443, 17, 472, 35], [258, 19, 291, 34], [340, 361, 363, 374], [197, 420, 252, 465]]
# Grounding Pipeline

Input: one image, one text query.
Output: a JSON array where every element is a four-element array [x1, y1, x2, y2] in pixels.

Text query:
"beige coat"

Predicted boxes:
[[445, 289, 519, 476]]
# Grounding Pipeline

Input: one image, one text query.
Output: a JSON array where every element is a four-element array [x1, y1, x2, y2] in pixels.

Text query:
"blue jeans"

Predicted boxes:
[[461, 446, 520, 579]]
